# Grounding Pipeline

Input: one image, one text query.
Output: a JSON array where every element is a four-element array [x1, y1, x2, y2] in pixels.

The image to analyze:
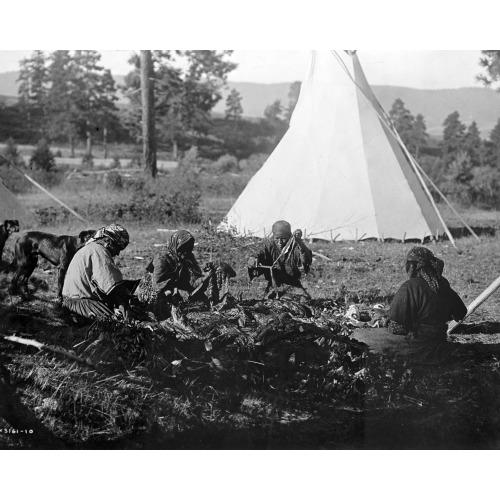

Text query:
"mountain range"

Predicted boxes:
[[2, 70, 500, 137]]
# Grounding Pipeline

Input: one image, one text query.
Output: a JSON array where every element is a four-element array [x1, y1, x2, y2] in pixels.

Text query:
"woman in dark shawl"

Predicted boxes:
[[351, 246, 467, 357], [136, 230, 206, 319], [387, 246, 467, 343]]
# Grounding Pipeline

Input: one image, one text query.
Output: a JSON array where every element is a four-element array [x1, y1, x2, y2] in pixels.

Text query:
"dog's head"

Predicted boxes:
[[4, 220, 20, 235], [78, 229, 96, 247]]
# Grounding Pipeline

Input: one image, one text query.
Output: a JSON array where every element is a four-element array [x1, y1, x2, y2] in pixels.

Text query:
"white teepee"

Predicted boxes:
[[219, 50, 450, 242]]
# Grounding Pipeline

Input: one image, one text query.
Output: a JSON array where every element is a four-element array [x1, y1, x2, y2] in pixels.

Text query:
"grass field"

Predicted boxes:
[[2, 178, 500, 450]]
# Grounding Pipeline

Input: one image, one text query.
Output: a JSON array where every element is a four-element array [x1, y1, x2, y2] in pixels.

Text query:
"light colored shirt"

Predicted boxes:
[[62, 241, 124, 299]]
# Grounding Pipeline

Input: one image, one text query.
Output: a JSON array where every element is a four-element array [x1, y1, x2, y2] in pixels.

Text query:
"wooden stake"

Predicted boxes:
[[312, 251, 333, 262], [1, 334, 95, 367], [448, 274, 500, 334]]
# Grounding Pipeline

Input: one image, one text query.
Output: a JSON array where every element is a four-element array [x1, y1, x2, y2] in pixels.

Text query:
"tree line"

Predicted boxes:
[[3, 50, 500, 208], [0, 50, 298, 161], [389, 95, 500, 208]]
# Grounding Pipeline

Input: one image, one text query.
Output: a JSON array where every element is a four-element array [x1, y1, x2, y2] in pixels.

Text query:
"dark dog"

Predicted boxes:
[[0, 220, 20, 265], [11, 229, 96, 299]]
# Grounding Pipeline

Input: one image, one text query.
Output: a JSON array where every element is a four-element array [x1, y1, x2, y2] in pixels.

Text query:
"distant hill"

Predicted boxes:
[[216, 82, 500, 138], [2, 70, 500, 138]]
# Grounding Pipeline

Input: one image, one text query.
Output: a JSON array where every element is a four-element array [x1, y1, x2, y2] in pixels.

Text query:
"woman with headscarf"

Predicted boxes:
[[136, 230, 211, 319], [351, 246, 467, 356], [387, 246, 467, 343], [62, 224, 134, 320], [247, 220, 312, 298]]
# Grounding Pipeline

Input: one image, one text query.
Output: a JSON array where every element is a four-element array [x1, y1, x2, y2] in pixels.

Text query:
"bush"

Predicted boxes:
[[169, 191, 202, 223], [104, 171, 123, 191], [0, 164, 30, 193], [179, 146, 202, 173], [29, 139, 55, 171], [470, 168, 500, 209], [213, 154, 240, 173], [81, 153, 94, 168], [1, 137, 25, 168], [238, 153, 269, 174], [29, 167, 65, 188], [80, 189, 202, 225], [33, 206, 72, 225]]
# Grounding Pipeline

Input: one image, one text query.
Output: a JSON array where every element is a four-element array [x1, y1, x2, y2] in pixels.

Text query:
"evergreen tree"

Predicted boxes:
[[45, 50, 80, 156], [262, 99, 287, 146], [72, 50, 119, 157], [225, 88, 243, 121], [463, 121, 482, 167], [0, 137, 24, 167], [44, 51, 119, 157], [29, 138, 55, 171], [123, 50, 237, 153], [389, 98, 416, 153], [17, 50, 48, 140], [488, 118, 500, 168], [412, 114, 429, 160], [441, 111, 466, 166]]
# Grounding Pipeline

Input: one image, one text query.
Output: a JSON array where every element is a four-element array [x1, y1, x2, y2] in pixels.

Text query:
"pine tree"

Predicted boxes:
[[412, 114, 429, 160], [225, 89, 243, 121], [17, 50, 48, 140], [72, 50, 119, 157], [442, 111, 467, 166], [488, 118, 500, 168], [463, 121, 483, 167], [389, 98, 416, 153], [45, 50, 80, 157]]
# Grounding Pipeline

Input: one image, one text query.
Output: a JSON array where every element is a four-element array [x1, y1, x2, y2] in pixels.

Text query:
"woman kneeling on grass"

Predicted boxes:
[[62, 224, 136, 321], [136, 230, 215, 320], [352, 246, 467, 356]]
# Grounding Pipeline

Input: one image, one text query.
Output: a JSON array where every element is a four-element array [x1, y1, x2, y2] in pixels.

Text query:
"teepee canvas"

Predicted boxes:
[[219, 51, 448, 241], [0, 178, 27, 222]]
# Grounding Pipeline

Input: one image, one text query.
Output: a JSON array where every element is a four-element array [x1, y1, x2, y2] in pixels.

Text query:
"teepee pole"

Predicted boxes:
[[380, 120, 458, 249], [412, 161, 480, 241], [331, 51, 460, 249], [373, 99, 461, 248], [0, 154, 89, 224]]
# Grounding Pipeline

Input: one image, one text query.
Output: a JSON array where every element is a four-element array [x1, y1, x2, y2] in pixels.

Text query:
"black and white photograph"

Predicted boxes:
[[0, 3, 499, 496]]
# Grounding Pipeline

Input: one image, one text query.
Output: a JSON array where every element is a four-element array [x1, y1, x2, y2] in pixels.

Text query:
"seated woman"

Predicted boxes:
[[62, 224, 134, 321], [247, 220, 312, 298], [388, 246, 467, 343], [352, 246, 467, 355], [136, 230, 214, 320]]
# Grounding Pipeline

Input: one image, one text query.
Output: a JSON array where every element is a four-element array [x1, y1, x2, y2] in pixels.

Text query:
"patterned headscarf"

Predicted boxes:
[[168, 230, 195, 255], [405, 246, 444, 294], [86, 224, 129, 250], [165, 230, 201, 275]]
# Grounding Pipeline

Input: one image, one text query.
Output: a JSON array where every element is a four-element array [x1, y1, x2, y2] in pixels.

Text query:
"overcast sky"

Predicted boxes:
[[0, 50, 486, 90]]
